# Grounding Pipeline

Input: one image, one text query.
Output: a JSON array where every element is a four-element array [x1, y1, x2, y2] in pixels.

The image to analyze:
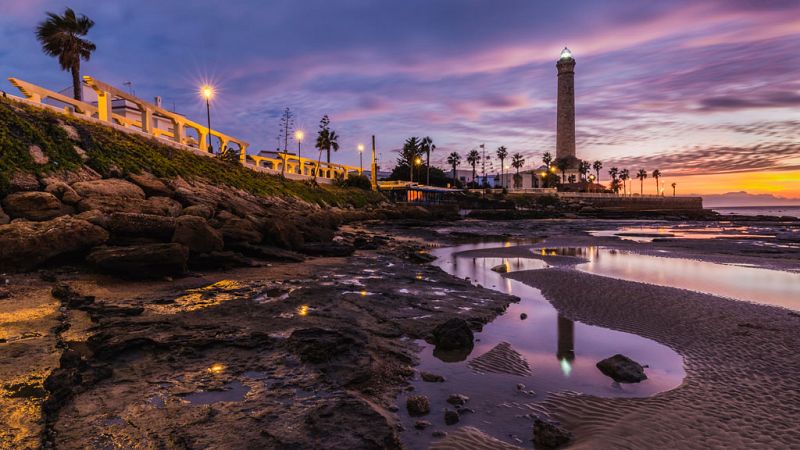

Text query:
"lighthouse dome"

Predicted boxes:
[[560, 47, 573, 60]]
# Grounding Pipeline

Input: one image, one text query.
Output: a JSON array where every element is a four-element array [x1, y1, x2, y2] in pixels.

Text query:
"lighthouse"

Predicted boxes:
[[556, 47, 578, 168]]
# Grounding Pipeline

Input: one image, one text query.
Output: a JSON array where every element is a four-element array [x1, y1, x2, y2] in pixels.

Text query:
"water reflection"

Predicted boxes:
[[556, 315, 575, 377], [590, 225, 776, 243]]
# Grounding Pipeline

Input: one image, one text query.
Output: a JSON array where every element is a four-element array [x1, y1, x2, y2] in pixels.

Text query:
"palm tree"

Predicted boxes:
[[620, 169, 630, 196], [592, 160, 603, 183], [636, 169, 648, 195], [671, 182, 677, 197], [652, 169, 662, 195], [420, 136, 436, 185], [578, 160, 591, 181], [447, 152, 461, 186], [556, 157, 569, 183], [401, 137, 422, 182], [496, 146, 508, 188], [466, 149, 480, 184], [36, 8, 96, 101], [315, 115, 339, 177], [542, 151, 553, 169], [608, 167, 619, 194], [511, 153, 525, 189]]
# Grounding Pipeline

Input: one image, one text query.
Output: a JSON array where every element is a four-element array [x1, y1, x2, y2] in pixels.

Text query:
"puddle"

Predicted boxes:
[[590, 225, 775, 243], [181, 381, 250, 405], [399, 242, 686, 449], [571, 247, 800, 311]]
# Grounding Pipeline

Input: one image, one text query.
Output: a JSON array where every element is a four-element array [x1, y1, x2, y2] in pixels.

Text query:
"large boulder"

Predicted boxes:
[[432, 318, 475, 351], [0, 206, 10, 225], [86, 243, 189, 278], [44, 181, 81, 204], [1, 191, 71, 221], [220, 218, 263, 244], [141, 196, 183, 217], [127, 172, 173, 197], [406, 395, 430, 416], [181, 204, 215, 220], [7, 172, 40, 192], [106, 213, 177, 240], [172, 215, 223, 254], [533, 417, 573, 448], [0, 216, 109, 271], [73, 179, 146, 213], [596, 354, 648, 383]]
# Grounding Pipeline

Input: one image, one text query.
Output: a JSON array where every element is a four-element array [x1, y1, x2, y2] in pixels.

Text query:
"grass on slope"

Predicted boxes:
[[0, 98, 384, 207]]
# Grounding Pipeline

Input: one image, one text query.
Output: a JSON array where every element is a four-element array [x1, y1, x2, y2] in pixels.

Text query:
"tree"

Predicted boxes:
[[636, 169, 648, 195], [496, 146, 508, 189], [619, 169, 630, 196], [556, 157, 570, 183], [278, 108, 295, 153], [420, 136, 436, 185], [592, 160, 603, 183], [542, 151, 553, 169], [608, 167, 619, 193], [446, 152, 461, 186], [652, 169, 662, 195], [36, 8, 96, 101], [671, 182, 677, 197], [398, 137, 422, 182], [314, 115, 339, 177], [466, 149, 480, 184], [578, 160, 591, 181], [568, 174, 577, 183], [511, 153, 525, 189]]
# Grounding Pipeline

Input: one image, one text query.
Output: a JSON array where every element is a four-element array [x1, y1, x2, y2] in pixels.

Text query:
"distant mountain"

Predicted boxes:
[[699, 191, 800, 207]]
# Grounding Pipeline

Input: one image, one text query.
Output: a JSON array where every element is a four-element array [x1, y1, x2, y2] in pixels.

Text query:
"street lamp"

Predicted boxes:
[[295, 130, 304, 175], [358, 144, 364, 173], [200, 85, 215, 153], [412, 156, 422, 184]]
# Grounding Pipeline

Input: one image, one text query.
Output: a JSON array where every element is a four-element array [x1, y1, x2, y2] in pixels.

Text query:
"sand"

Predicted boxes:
[[467, 342, 532, 377], [505, 266, 800, 448]]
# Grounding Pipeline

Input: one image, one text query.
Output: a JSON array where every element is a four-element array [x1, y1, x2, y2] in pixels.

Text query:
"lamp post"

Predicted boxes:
[[357, 144, 364, 173], [294, 130, 304, 175], [414, 156, 422, 184], [201, 85, 214, 153]]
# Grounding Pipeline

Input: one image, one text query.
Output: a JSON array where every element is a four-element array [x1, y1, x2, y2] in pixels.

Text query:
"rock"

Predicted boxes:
[[288, 328, 365, 364], [2, 191, 70, 221], [533, 417, 573, 448], [414, 420, 432, 430], [188, 251, 256, 270], [227, 242, 305, 262], [127, 172, 173, 197], [86, 243, 189, 278], [491, 264, 508, 273], [8, 172, 40, 192], [172, 215, 223, 254], [596, 354, 648, 383], [44, 181, 81, 204], [72, 179, 145, 199], [446, 394, 469, 406], [261, 216, 304, 249], [432, 431, 447, 438], [74, 210, 109, 228], [297, 242, 355, 257], [0, 216, 109, 272], [406, 395, 430, 416], [72, 145, 89, 161], [420, 371, 446, 383], [181, 204, 215, 219], [444, 409, 459, 425], [106, 213, 177, 240], [516, 383, 525, 391], [0, 207, 9, 225], [28, 145, 49, 165], [520, 313, 528, 320], [141, 196, 183, 217], [220, 218, 263, 244], [432, 318, 474, 351], [0, 288, 10, 299]]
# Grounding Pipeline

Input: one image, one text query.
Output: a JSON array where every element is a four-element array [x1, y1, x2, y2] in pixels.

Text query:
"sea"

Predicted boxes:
[[711, 205, 800, 219]]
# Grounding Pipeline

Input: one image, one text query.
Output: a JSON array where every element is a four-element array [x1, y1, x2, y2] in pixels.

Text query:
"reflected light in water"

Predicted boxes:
[[208, 363, 225, 374], [360, 290, 368, 297], [560, 358, 573, 377], [297, 305, 309, 316]]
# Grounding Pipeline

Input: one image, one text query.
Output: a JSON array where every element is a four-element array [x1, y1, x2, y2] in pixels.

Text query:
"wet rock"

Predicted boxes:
[[420, 371, 445, 382], [520, 313, 528, 320], [432, 431, 447, 438], [432, 318, 474, 351], [298, 242, 355, 257], [106, 212, 177, 240], [414, 420, 432, 430], [189, 250, 254, 270], [288, 328, 372, 386], [446, 394, 469, 406], [45, 181, 81, 204], [2, 191, 70, 221], [0, 216, 109, 272], [0, 206, 9, 225], [303, 397, 402, 449], [517, 383, 525, 391], [220, 218, 263, 244], [533, 417, 573, 448], [596, 354, 648, 383], [444, 409, 459, 425], [172, 215, 223, 254], [406, 395, 430, 416], [51, 283, 95, 308], [127, 172, 173, 197], [86, 243, 189, 278], [0, 288, 9, 299], [182, 204, 215, 219], [228, 242, 305, 262], [491, 264, 508, 273]]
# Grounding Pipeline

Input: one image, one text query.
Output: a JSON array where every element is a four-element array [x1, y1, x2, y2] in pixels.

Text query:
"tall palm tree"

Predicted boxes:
[[578, 160, 591, 181], [556, 157, 569, 183], [401, 137, 422, 182], [511, 153, 525, 189], [447, 152, 461, 186], [652, 169, 662, 195], [671, 182, 677, 197], [420, 136, 436, 185], [36, 8, 96, 101], [466, 149, 480, 184], [496, 146, 508, 188], [619, 169, 630, 196], [608, 167, 619, 194], [542, 151, 553, 169], [315, 115, 339, 177], [636, 169, 648, 195], [592, 160, 603, 183]]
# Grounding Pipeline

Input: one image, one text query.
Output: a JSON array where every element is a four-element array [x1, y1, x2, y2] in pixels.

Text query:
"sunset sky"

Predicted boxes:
[[1, 1, 798, 199]]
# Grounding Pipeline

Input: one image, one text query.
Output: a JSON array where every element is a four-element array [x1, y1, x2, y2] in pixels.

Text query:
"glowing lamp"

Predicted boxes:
[[560, 47, 573, 60], [295, 130, 304, 141], [201, 85, 215, 100]]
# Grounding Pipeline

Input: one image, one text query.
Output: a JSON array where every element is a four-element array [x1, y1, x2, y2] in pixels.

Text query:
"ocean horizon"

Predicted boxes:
[[711, 205, 800, 218]]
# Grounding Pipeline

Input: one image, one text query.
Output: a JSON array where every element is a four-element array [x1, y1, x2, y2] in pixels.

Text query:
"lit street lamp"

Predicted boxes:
[[358, 144, 365, 173], [414, 156, 422, 184], [295, 130, 304, 174], [201, 85, 214, 153]]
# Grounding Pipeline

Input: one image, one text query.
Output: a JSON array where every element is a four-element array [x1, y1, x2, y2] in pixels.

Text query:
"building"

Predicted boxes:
[[556, 47, 580, 173]]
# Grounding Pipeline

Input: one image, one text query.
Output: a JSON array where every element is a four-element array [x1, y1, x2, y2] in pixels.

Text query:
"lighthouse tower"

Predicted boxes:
[[556, 47, 578, 168]]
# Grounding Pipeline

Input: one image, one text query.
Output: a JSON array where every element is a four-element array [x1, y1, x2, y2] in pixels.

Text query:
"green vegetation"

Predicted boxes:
[[0, 98, 384, 207]]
